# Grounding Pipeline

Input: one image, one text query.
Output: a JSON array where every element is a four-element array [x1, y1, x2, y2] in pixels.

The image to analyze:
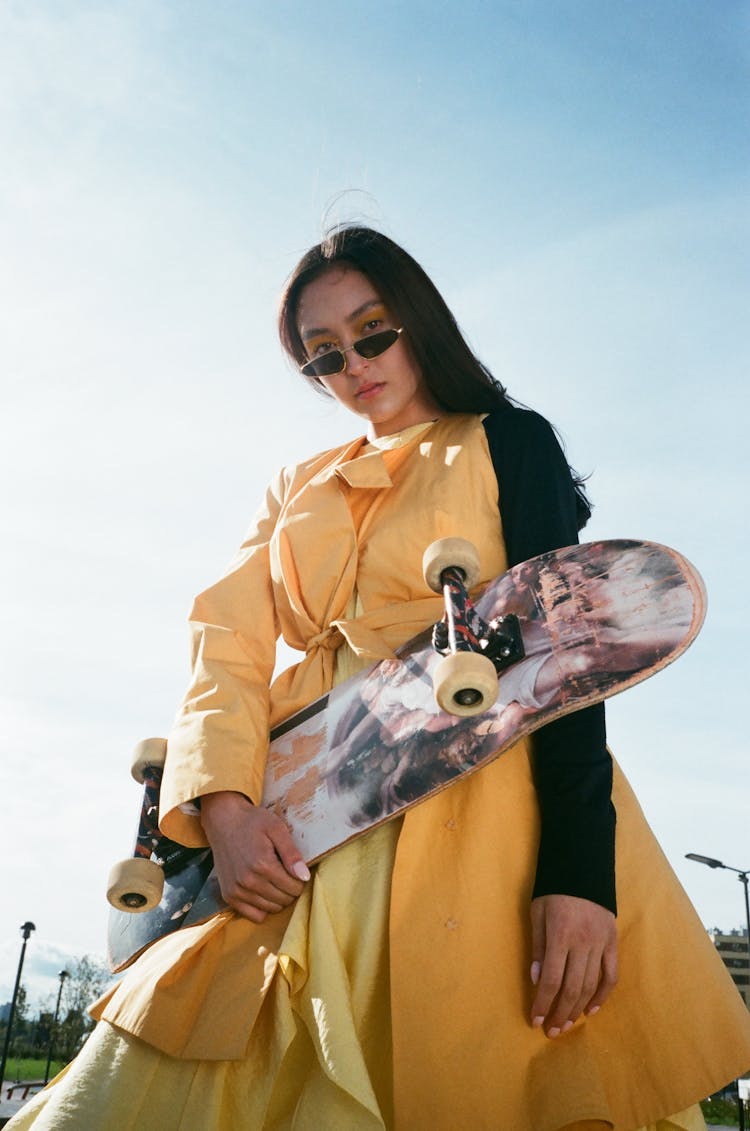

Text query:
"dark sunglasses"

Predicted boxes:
[[300, 327, 403, 379]]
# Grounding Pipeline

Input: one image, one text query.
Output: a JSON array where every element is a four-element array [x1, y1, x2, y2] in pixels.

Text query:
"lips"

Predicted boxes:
[[355, 382, 386, 400]]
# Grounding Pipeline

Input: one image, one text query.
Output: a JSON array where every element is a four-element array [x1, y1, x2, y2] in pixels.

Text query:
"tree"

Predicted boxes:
[[13, 985, 29, 1030], [0, 983, 31, 1071], [2, 956, 114, 1069], [55, 956, 112, 1062]]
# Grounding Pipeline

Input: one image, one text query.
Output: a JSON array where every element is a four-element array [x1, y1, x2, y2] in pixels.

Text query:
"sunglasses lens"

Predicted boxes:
[[301, 328, 401, 378], [301, 350, 345, 379], [355, 328, 400, 359]]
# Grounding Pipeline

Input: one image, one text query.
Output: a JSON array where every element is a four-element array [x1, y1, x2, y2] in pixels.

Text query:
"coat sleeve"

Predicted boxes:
[[483, 409, 617, 915], [159, 470, 286, 847]]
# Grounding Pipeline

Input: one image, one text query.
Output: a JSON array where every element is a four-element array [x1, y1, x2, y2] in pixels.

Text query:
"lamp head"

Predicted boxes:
[[685, 854, 725, 869]]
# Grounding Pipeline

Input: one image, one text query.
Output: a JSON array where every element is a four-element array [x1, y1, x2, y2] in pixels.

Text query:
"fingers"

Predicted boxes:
[[269, 818, 312, 885], [536, 949, 601, 1037], [529, 898, 546, 995], [529, 894, 618, 1039], [228, 899, 269, 925], [219, 818, 308, 915], [530, 935, 571, 1032], [200, 792, 311, 921], [582, 932, 618, 1017], [220, 855, 304, 914]]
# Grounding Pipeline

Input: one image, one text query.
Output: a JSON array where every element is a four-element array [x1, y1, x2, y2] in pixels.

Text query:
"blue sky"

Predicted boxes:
[[1, 1, 748, 1005]]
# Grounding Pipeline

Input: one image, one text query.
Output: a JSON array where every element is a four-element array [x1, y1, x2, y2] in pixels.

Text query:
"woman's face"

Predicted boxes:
[[296, 266, 442, 438]]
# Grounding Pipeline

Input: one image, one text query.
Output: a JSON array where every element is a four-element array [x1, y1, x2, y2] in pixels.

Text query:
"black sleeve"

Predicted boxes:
[[483, 408, 617, 915]]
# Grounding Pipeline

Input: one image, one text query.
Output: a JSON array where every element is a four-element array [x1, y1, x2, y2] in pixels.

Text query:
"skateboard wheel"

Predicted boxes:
[[131, 737, 168, 783], [423, 538, 481, 593], [106, 857, 165, 913], [433, 652, 498, 716]]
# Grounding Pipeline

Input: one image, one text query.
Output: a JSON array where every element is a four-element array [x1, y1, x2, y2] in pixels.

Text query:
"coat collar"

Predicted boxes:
[[335, 449, 393, 489], [329, 419, 442, 490]]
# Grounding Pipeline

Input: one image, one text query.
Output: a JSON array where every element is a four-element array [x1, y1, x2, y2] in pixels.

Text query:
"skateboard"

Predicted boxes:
[[107, 538, 706, 973]]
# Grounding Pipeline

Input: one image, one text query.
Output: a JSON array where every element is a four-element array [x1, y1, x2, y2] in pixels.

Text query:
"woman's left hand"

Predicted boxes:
[[529, 894, 618, 1038]]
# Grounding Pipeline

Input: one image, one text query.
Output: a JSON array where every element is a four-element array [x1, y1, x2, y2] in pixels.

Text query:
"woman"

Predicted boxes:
[[11, 226, 750, 1130]]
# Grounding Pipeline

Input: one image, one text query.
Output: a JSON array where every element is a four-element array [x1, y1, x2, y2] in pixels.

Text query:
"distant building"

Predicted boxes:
[[709, 927, 750, 1008]]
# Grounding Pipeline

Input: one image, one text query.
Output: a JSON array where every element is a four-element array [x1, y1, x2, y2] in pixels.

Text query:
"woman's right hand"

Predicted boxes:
[[200, 791, 311, 922]]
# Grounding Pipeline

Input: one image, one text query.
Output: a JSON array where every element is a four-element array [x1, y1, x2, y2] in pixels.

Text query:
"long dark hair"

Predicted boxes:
[[278, 225, 591, 528]]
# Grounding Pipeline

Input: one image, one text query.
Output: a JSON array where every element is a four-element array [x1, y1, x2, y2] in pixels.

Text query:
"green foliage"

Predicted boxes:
[[701, 1094, 741, 1125], [54, 955, 112, 1062], [13, 985, 29, 1027], [1, 955, 114, 1075], [2, 1057, 64, 1082]]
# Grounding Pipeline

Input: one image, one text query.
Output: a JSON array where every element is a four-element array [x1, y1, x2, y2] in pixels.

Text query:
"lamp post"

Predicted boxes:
[[685, 854, 750, 961], [0, 921, 36, 1091], [43, 969, 69, 1085], [686, 854, 750, 1130]]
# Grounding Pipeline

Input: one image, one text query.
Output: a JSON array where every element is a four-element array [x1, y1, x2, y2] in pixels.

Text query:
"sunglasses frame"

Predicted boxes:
[[300, 327, 404, 379]]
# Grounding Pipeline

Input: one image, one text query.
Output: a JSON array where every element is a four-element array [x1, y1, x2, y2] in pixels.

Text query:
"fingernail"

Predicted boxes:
[[530, 961, 541, 986], [532, 1015, 545, 1029], [293, 861, 311, 881], [547, 1027, 561, 1039], [561, 1020, 574, 1034], [586, 1005, 600, 1017]]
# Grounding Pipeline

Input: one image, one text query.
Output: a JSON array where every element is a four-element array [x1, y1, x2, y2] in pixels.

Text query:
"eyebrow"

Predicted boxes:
[[299, 299, 385, 342]]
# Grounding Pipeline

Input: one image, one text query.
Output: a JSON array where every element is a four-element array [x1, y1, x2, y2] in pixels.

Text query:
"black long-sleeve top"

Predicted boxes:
[[483, 407, 617, 915]]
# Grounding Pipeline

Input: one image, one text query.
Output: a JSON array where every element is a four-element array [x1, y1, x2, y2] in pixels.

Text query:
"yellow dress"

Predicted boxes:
[[9, 417, 748, 1130]]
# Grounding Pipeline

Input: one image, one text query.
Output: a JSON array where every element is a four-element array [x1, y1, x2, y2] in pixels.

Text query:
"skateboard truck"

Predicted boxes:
[[424, 539, 525, 717], [107, 738, 206, 914]]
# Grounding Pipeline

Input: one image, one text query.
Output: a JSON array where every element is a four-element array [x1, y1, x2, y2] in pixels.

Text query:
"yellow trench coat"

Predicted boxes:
[[95, 414, 750, 1129]]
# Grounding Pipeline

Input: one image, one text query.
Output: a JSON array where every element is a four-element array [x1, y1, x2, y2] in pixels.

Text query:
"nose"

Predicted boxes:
[[343, 342, 369, 376]]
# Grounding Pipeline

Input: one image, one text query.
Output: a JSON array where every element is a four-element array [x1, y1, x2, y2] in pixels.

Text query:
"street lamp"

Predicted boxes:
[[43, 970, 69, 1085], [685, 854, 750, 960], [686, 854, 750, 1130], [0, 921, 36, 1091]]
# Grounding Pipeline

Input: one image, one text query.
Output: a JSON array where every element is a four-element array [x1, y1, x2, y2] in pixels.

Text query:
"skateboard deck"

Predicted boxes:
[[107, 538, 706, 972]]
